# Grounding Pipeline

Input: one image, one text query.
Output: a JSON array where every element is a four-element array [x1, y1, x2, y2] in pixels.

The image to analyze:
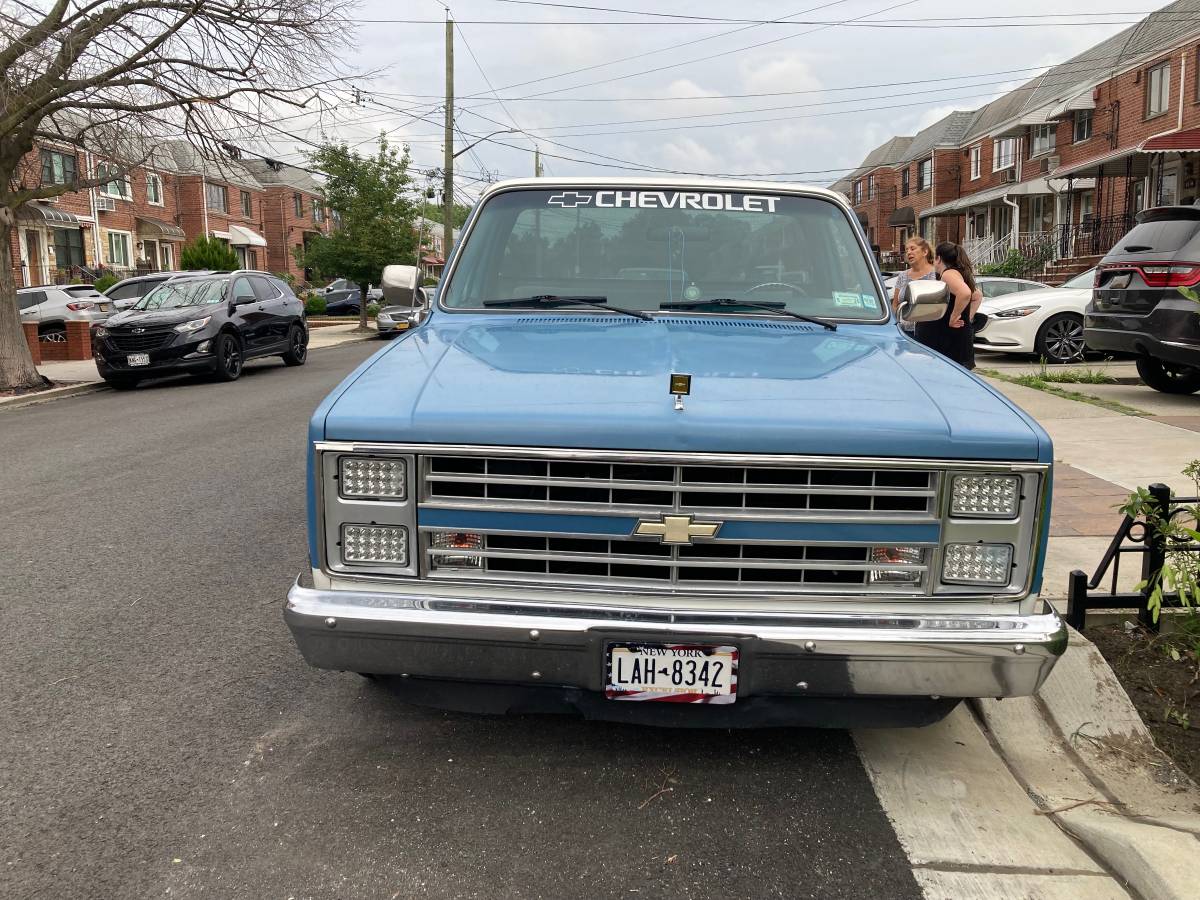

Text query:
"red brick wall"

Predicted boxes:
[[850, 166, 902, 252], [259, 186, 329, 281], [176, 175, 270, 269]]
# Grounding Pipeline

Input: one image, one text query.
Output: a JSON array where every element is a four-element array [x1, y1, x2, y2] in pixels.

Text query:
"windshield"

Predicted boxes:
[[1061, 268, 1097, 290], [135, 279, 226, 310], [442, 188, 885, 320]]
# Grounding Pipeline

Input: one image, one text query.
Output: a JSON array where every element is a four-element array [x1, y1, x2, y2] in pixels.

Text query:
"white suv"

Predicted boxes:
[[17, 285, 112, 342]]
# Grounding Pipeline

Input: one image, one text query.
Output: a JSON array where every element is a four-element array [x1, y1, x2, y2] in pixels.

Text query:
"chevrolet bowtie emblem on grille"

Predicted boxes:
[[633, 514, 722, 545], [547, 191, 593, 208], [131, 327, 145, 333]]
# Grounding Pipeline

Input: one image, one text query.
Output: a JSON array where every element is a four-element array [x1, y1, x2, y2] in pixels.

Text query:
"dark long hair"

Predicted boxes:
[[935, 241, 976, 293]]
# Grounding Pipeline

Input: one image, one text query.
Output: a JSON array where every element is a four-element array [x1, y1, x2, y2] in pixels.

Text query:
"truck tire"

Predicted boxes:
[[1135, 356, 1200, 394]]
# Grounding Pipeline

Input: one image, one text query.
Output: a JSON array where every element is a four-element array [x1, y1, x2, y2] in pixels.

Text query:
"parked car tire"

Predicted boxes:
[[213, 332, 244, 382], [1135, 356, 1200, 395], [1034, 313, 1086, 364], [38, 323, 67, 343], [103, 374, 139, 391], [281, 325, 308, 366]]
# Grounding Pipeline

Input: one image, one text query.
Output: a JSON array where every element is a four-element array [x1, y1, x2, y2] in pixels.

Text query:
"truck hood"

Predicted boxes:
[[319, 313, 1046, 460]]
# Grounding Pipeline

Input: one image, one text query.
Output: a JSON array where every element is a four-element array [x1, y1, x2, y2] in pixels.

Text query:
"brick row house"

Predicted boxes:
[[9, 139, 331, 288], [835, 0, 1200, 281]]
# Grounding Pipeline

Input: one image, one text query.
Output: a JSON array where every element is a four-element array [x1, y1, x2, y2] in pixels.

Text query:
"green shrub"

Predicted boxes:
[[93, 274, 118, 293], [422, 276, 439, 286], [304, 293, 327, 315], [179, 235, 239, 270], [366, 302, 380, 317]]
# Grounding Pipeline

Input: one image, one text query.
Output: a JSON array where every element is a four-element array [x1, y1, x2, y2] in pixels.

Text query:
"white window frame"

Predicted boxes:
[[205, 181, 228, 213], [1074, 109, 1093, 143], [992, 138, 1016, 171], [1030, 124, 1056, 157], [853, 181, 862, 205], [867, 174, 876, 200], [160, 243, 174, 270], [969, 145, 981, 180], [145, 172, 163, 206], [97, 162, 132, 200], [917, 158, 932, 192], [1147, 62, 1170, 117], [106, 230, 133, 267]]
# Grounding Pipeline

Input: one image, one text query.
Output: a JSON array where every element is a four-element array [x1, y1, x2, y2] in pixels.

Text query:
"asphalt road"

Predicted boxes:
[[0, 344, 921, 900]]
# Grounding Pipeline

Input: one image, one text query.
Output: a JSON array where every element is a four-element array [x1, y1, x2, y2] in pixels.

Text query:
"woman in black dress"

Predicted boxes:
[[915, 241, 976, 369]]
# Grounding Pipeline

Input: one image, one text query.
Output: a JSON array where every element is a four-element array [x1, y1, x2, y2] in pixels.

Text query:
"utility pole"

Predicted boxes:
[[443, 14, 454, 268], [534, 146, 543, 177]]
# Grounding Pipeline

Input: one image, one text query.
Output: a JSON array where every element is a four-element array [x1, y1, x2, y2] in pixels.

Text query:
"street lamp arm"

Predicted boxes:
[[452, 129, 516, 159]]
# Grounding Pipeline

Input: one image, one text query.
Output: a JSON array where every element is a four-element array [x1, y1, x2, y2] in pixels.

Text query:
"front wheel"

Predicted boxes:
[[1035, 313, 1086, 364], [1135, 356, 1200, 394], [281, 324, 308, 366], [213, 332, 243, 382]]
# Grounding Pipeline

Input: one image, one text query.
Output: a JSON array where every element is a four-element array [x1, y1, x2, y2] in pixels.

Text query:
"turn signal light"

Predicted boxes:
[[65, 301, 95, 311], [1136, 265, 1200, 288]]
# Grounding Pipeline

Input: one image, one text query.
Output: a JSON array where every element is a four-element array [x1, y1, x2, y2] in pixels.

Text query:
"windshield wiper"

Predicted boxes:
[[482, 294, 652, 321], [657, 298, 836, 331]]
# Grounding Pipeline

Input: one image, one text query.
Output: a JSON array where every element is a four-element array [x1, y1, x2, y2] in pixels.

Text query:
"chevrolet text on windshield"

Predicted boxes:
[[548, 190, 779, 212]]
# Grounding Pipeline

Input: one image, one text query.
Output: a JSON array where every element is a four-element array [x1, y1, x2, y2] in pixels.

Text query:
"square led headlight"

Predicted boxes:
[[339, 456, 407, 501], [341, 524, 409, 566], [950, 474, 1020, 518], [942, 542, 1013, 586]]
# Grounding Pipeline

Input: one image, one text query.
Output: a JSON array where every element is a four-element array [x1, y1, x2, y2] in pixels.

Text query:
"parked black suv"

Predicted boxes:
[[93, 270, 308, 390], [1086, 206, 1200, 393]]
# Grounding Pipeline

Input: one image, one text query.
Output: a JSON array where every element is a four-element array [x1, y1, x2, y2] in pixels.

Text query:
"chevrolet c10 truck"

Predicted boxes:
[[284, 178, 1066, 728]]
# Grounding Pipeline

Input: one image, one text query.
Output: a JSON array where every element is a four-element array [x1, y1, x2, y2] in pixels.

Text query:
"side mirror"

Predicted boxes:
[[381, 265, 420, 305], [233, 293, 257, 306], [113, 298, 136, 310], [899, 280, 948, 323]]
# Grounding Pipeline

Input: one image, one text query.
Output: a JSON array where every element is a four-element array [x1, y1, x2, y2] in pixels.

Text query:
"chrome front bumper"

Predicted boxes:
[[284, 580, 1067, 700]]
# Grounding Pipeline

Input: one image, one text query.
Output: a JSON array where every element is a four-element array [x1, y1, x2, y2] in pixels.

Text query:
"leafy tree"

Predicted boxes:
[[297, 139, 419, 331], [0, 1, 346, 390], [180, 236, 239, 271], [92, 274, 118, 294], [423, 201, 472, 229]]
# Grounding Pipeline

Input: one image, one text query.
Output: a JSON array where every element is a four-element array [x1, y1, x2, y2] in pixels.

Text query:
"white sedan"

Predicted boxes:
[[973, 268, 1097, 364]]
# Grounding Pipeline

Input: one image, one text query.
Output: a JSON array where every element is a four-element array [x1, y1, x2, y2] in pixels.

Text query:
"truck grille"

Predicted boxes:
[[106, 328, 175, 352], [424, 531, 928, 591], [424, 455, 937, 518]]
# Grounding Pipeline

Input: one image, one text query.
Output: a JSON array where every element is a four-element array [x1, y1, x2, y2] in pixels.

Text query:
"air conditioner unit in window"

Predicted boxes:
[[1045, 155, 1060, 172], [999, 170, 1016, 184], [95, 196, 116, 212]]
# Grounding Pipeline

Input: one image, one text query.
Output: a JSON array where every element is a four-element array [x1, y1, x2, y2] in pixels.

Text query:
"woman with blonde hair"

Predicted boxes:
[[891, 237, 936, 332]]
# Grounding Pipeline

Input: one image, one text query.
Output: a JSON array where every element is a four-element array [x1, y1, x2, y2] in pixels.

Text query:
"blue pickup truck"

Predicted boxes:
[[284, 178, 1065, 728]]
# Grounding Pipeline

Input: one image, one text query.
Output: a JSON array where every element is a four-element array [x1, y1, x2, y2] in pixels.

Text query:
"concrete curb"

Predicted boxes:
[[0, 381, 108, 411], [973, 627, 1200, 900]]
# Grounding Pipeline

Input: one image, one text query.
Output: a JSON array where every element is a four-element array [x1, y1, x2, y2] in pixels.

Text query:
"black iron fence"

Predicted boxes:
[[18, 262, 144, 288], [1051, 213, 1134, 262], [1066, 483, 1199, 632]]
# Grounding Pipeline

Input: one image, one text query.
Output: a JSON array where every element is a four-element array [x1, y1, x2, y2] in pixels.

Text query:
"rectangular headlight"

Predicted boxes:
[[341, 524, 409, 565], [339, 456, 407, 501], [942, 543, 1013, 585], [950, 474, 1020, 518]]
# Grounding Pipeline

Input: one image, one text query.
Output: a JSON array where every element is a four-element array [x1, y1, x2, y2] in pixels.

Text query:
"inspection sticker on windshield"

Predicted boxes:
[[605, 642, 738, 703], [833, 291, 862, 307], [547, 190, 778, 213]]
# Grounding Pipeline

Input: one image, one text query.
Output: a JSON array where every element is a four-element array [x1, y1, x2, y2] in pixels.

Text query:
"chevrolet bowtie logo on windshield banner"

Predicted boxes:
[[633, 514, 722, 545], [547, 191, 593, 207]]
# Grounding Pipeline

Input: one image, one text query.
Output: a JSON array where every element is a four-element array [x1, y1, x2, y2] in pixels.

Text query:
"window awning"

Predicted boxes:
[[919, 178, 1055, 218], [136, 216, 186, 240], [17, 201, 80, 226], [421, 255, 445, 265], [1050, 148, 1150, 179], [228, 224, 267, 247], [1141, 127, 1200, 153], [1049, 92, 1095, 119], [887, 206, 915, 227]]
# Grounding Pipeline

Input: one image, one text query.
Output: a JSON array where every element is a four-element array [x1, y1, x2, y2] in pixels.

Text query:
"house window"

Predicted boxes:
[[969, 145, 981, 180], [1146, 61, 1170, 117], [917, 158, 932, 192], [106, 231, 132, 267], [97, 163, 131, 199], [54, 228, 85, 269], [241, 190, 252, 218], [1074, 109, 1093, 143], [901, 167, 910, 197], [205, 182, 227, 213], [312, 203, 325, 223], [853, 181, 862, 205], [1031, 123, 1056, 156], [867, 175, 876, 199], [992, 138, 1016, 171], [294, 192, 304, 217], [39, 149, 77, 185], [146, 173, 163, 205]]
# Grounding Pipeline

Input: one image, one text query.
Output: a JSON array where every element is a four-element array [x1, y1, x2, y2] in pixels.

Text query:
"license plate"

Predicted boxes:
[[126, 353, 150, 367], [98, 303, 110, 312], [605, 642, 738, 703]]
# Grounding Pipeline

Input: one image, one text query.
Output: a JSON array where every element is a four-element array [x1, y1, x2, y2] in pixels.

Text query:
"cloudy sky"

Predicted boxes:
[[240, 1, 1172, 199]]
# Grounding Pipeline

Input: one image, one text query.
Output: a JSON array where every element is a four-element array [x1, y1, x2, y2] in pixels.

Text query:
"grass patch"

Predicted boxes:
[[979, 368, 1145, 417], [1034, 368, 1117, 385]]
